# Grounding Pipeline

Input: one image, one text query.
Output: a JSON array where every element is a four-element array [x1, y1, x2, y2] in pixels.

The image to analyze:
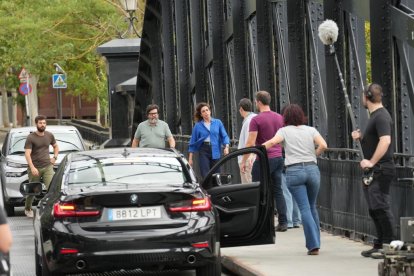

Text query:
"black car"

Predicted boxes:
[[21, 146, 274, 275]]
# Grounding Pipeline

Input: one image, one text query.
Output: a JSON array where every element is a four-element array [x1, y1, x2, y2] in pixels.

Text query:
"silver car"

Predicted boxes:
[[0, 126, 88, 216]]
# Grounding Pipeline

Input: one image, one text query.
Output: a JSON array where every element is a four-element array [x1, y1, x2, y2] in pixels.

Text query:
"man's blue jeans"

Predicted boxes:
[[252, 157, 287, 225], [282, 172, 301, 227], [286, 164, 320, 251]]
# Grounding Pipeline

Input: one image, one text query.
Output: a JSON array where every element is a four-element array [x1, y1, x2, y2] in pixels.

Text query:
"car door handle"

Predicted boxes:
[[214, 205, 250, 214], [221, 196, 232, 203]]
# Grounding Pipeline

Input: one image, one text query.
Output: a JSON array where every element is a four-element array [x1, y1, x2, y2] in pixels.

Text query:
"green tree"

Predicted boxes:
[[0, 0, 145, 126]]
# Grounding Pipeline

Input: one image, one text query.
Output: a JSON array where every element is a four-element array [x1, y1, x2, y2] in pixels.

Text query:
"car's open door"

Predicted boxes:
[[201, 146, 275, 247]]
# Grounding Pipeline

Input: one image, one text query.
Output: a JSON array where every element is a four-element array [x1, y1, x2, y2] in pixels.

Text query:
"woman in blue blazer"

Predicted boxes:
[[188, 102, 230, 178]]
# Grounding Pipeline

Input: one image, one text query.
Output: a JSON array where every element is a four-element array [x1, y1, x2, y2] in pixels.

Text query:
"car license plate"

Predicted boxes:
[[108, 206, 162, 221]]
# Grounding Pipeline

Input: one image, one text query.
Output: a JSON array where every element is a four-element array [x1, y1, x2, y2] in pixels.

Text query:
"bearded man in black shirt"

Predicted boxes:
[[352, 83, 395, 259]]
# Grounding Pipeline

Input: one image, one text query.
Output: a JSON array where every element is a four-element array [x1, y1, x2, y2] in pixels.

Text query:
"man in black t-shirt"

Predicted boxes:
[[352, 83, 395, 259]]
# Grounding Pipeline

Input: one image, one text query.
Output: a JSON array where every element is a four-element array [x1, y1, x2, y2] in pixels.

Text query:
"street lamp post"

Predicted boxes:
[[53, 63, 66, 125], [119, 0, 140, 38]]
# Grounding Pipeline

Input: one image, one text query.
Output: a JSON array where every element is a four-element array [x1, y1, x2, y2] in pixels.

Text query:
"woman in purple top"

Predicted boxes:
[[188, 103, 230, 178]]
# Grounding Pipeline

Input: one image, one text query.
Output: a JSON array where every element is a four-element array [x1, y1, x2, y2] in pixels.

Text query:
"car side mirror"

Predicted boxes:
[[212, 173, 232, 186], [20, 182, 44, 196]]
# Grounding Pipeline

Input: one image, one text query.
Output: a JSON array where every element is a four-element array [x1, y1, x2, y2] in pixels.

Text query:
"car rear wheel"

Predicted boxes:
[[196, 249, 221, 276]]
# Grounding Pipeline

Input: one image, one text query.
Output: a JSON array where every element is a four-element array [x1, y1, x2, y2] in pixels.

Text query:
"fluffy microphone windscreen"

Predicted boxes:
[[318, 19, 339, 45]]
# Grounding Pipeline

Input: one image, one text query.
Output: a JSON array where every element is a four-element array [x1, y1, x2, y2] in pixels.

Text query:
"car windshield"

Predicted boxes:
[[9, 132, 83, 155], [67, 156, 186, 187]]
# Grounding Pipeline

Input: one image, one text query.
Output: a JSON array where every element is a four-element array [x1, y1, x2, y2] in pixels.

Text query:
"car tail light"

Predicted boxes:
[[60, 248, 79, 254], [169, 197, 212, 212], [53, 202, 100, 218], [192, 242, 209, 248]]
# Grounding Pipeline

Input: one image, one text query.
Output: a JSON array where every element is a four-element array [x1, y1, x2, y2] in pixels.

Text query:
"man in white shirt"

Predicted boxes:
[[237, 98, 257, 183]]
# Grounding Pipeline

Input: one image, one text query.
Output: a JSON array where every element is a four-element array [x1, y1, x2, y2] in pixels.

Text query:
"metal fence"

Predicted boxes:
[[319, 149, 414, 242], [65, 119, 109, 146]]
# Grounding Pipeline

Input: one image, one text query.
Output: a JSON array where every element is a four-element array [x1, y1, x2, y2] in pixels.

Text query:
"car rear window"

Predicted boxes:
[[67, 156, 186, 187]]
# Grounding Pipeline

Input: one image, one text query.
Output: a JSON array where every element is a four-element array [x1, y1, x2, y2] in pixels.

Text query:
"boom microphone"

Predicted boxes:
[[318, 19, 339, 45], [317, 20, 373, 185]]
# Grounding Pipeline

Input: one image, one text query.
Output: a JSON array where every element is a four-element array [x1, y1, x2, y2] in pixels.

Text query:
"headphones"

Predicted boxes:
[[364, 83, 374, 101]]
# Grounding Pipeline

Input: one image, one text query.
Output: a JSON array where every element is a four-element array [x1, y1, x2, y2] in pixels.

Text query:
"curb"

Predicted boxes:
[[221, 255, 264, 276]]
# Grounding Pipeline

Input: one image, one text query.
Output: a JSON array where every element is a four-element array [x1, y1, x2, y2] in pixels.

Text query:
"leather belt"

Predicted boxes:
[[203, 141, 211, 145], [285, 161, 316, 168]]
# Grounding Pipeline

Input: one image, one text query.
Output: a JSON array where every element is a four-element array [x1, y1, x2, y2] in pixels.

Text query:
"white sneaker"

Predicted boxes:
[[24, 209, 34, 218]]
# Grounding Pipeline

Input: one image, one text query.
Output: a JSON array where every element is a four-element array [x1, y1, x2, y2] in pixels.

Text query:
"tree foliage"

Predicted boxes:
[[365, 21, 371, 84], [0, 0, 145, 110]]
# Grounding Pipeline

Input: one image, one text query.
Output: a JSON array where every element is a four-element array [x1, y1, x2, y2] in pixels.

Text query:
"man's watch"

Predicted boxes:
[[53, 155, 58, 159]]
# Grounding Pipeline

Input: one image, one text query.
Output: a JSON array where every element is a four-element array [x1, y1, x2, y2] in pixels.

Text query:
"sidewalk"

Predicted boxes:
[[221, 227, 379, 276]]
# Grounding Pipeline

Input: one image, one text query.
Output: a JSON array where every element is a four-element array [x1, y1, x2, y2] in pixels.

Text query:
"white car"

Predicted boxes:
[[0, 126, 88, 216]]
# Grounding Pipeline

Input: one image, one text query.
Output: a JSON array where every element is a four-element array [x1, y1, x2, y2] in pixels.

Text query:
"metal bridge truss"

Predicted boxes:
[[133, 0, 414, 239]]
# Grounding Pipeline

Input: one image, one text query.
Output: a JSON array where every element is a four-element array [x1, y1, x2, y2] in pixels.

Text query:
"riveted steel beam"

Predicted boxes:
[[287, 0, 307, 108], [306, 1, 328, 138], [346, 15, 370, 154], [161, 0, 178, 133], [271, 1, 290, 111], [190, 0, 207, 104], [323, 0, 347, 148], [175, 0, 192, 135]]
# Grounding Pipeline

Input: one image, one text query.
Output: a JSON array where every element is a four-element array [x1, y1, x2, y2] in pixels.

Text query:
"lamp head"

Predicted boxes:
[[120, 0, 137, 12]]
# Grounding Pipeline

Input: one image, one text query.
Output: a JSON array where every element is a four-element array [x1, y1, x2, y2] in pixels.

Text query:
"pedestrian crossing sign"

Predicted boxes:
[[52, 74, 67, 89]]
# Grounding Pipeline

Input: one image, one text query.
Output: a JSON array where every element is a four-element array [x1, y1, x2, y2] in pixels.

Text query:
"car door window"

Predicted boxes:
[[202, 150, 258, 189], [201, 146, 275, 247]]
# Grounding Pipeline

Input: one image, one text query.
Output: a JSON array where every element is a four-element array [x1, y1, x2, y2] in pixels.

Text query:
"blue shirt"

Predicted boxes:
[[188, 118, 230, 160]]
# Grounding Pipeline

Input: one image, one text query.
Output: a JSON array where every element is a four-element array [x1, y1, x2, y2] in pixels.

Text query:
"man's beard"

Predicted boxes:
[[37, 126, 46, 132], [149, 118, 158, 124]]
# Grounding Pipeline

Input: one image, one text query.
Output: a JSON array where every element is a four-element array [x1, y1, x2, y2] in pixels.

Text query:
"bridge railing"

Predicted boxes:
[[319, 149, 414, 242], [65, 119, 109, 146]]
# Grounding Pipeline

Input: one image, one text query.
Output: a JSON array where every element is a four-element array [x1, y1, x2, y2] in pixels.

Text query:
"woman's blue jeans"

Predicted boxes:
[[286, 164, 321, 251], [198, 144, 219, 178]]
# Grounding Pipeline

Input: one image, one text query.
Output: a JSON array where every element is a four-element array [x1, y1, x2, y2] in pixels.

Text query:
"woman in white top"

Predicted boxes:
[[263, 104, 327, 255]]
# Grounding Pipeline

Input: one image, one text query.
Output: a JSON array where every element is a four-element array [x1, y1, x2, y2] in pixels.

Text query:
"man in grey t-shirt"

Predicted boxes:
[[131, 104, 175, 148]]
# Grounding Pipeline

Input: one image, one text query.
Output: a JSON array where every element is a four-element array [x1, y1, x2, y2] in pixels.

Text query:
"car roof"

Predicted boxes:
[[70, 147, 181, 160], [8, 125, 79, 134]]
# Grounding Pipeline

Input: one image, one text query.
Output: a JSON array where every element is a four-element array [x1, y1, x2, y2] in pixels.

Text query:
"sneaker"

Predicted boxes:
[[361, 247, 381, 258], [25, 209, 34, 218], [307, 248, 319, 255], [275, 224, 288, 232]]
